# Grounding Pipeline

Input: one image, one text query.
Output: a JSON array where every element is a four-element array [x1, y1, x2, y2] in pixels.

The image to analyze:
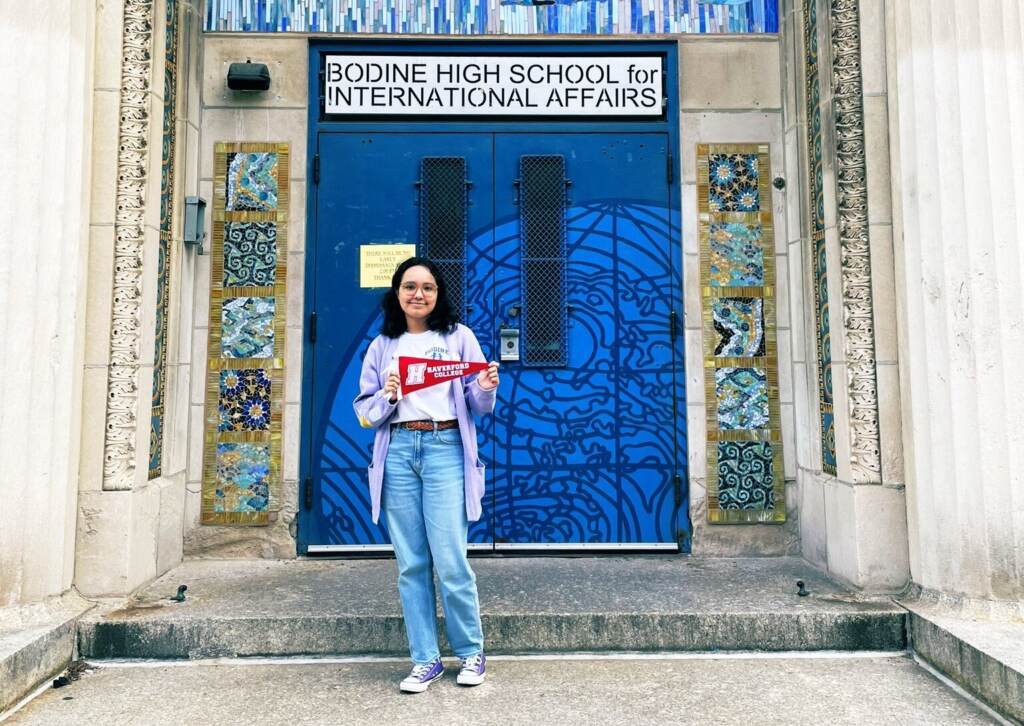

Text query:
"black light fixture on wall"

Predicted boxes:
[[227, 59, 271, 91]]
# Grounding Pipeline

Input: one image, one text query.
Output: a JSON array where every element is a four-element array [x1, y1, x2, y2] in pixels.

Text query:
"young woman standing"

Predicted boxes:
[[354, 257, 499, 692]]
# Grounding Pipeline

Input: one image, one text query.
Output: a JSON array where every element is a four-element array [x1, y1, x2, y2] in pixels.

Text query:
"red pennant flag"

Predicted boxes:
[[398, 356, 489, 395]]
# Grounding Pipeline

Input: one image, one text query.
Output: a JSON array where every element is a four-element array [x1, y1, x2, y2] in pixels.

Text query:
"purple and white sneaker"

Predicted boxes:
[[400, 657, 444, 693], [456, 653, 486, 686]]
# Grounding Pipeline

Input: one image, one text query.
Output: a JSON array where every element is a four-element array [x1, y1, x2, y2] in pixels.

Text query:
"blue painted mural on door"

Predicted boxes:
[[299, 44, 688, 553]]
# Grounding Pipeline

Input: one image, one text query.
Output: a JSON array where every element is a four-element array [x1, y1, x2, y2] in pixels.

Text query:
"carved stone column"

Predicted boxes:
[[103, 0, 155, 492], [791, 0, 909, 590]]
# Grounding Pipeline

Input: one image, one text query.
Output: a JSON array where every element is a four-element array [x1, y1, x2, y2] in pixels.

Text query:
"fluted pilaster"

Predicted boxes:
[[888, 0, 1024, 601], [0, 2, 94, 605]]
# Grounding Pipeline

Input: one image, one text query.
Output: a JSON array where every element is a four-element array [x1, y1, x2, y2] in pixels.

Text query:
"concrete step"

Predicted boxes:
[[4, 655, 998, 726], [903, 598, 1024, 723], [77, 557, 906, 659], [0, 593, 93, 715]]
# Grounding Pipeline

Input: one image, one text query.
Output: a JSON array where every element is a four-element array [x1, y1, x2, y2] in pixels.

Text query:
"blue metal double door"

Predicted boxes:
[[303, 130, 688, 553]]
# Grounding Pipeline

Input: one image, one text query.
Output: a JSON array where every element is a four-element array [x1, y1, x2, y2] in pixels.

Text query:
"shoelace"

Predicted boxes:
[[460, 654, 482, 671], [410, 661, 437, 679]]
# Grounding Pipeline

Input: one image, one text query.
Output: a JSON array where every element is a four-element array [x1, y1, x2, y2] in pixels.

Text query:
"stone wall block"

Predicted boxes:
[[285, 313, 304, 406], [198, 108, 307, 182], [680, 40, 782, 110], [186, 402, 205, 483], [287, 180, 307, 253], [868, 223, 897, 364], [283, 403, 301, 482], [781, 402, 797, 480], [89, 89, 121, 226], [94, 0, 126, 89], [798, 471, 827, 567], [156, 474, 187, 574], [286, 249, 305, 330], [203, 36, 309, 109], [858, 0, 887, 96], [862, 94, 892, 225], [684, 328, 704, 403], [875, 363, 903, 486], [75, 491, 132, 597], [783, 127, 803, 244], [85, 225, 116, 366], [189, 326, 208, 405], [792, 361, 813, 468], [683, 253, 701, 330], [687, 403, 707, 481], [787, 241, 806, 361]]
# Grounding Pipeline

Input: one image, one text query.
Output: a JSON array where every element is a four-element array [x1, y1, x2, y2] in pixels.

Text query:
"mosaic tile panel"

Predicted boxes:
[[709, 222, 765, 287], [821, 409, 837, 472], [224, 221, 278, 287], [222, 296, 276, 359], [699, 143, 784, 524], [204, 143, 289, 526], [717, 441, 774, 510], [712, 297, 765, 357], [214, 443, 271, 513], [715, 367, 769, 431], [205, 0, 779, 34], [708, 153, 760, 212], [219, 369, 273, 432], [227, 152, 279, 211], [804, 0, 836, 474], [149, 0, 180, 479]]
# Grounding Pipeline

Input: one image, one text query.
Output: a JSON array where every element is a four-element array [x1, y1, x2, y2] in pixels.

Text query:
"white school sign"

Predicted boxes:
[[324, 55, 664, 117]]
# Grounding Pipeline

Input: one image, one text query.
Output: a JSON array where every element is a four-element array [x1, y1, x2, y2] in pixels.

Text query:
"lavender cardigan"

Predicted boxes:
[[353, 324, 497, 524]]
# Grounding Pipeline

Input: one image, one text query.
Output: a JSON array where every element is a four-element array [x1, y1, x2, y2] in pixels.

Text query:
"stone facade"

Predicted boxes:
[[0, 0, 1020, 609]]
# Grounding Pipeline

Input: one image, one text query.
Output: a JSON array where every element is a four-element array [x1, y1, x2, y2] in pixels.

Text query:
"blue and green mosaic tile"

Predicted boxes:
[[708, 153, 760, 212], [219, 368, 272, 432], [821, 410, 837, 471], [712, 297, 765, 357], [715, 366, 769, 430], [214, 442, 270, 513], [717, 441, 775, 510], [224, 221, 278, 287], [205, 0, 779, 34], [227, 152, 279, 211], [709, 222, 764, 287], [222, 296, 275, 358]]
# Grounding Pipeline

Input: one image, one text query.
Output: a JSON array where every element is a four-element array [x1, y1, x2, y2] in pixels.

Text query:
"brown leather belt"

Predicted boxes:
[[393, 419, 459, 431]]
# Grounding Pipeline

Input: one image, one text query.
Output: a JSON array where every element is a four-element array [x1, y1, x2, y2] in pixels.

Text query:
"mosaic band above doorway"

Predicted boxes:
[[698, 143, 785, 524], [205, 0, 778, 34], [202, 143, 290, 525]]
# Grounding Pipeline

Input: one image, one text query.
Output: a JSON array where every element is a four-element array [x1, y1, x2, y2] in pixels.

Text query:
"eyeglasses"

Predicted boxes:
[[399, 282, 438, 296]]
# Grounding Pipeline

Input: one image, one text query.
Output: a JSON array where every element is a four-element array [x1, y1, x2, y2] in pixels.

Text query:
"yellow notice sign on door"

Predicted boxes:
[[359, 244, 417, 288]]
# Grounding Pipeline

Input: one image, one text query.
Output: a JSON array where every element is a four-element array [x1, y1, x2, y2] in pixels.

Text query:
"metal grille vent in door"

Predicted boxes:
[[419, 157, 468, 318], [519, 155, 568, 367]]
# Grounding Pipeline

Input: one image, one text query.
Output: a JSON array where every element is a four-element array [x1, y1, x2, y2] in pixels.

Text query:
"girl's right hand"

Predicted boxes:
[[384, 370, 401, 403]]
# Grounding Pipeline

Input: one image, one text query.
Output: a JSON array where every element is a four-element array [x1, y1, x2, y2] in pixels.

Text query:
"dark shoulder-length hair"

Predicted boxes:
[[380, 256, 459, 338]]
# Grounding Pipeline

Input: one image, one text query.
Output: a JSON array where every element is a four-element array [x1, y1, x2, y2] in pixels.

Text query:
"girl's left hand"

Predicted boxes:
[[477, 361, 500, 390]]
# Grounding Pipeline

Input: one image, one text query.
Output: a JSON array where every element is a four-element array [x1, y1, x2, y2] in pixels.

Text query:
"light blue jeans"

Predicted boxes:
[[383, 426, 484, 665]]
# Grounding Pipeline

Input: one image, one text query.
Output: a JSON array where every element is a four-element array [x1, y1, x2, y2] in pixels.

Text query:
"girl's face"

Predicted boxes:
[[397, 265, 438, 324]]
